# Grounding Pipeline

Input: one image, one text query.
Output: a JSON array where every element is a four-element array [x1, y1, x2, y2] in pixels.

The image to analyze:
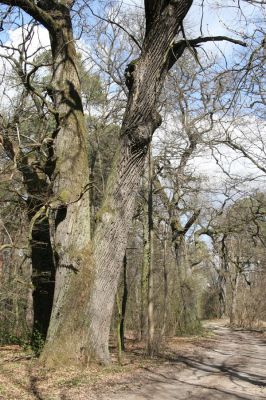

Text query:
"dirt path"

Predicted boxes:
[[101, 322, 266, 400]]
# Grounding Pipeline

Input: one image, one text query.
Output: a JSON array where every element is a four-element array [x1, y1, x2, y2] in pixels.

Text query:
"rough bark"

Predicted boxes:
[[0, 0, 91, 364], [1, 0, 194, 366], [38, 4, 91, 364], [73, 0, 194, 365]]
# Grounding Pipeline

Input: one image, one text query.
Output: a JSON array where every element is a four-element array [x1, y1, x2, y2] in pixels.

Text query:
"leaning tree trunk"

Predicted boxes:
[[82, 2, 193, 364], [0, 0, 190, 366], [1, 0, 247, 367], [41, 0, 193, 366]]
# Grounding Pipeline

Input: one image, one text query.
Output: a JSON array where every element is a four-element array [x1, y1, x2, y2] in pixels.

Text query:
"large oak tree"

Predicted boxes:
[[0, 0, 245, 366]]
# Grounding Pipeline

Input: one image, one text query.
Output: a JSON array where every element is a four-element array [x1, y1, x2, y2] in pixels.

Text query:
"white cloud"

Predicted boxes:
[[154, 111, 266, 196], [7, 25, 50, 57], [186, 0, 258, 58], [0, 25, 50, 111]]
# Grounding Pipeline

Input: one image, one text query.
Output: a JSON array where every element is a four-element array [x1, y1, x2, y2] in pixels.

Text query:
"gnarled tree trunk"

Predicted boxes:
[[41, 0, 193, 366], [39, 4, 91, 364], [1, 0, 193, 366]]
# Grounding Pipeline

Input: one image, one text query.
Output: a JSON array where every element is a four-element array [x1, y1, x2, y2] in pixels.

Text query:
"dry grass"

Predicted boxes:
[[0, 331, 217, 400]]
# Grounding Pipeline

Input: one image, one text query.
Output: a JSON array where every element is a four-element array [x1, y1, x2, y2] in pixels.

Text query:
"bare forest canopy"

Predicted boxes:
[[0, 0, 265, 367]]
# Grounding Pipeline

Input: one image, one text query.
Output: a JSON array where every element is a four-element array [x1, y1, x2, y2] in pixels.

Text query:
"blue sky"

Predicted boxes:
[[0, 0, 260, 51], [0, 0, 264, 191]]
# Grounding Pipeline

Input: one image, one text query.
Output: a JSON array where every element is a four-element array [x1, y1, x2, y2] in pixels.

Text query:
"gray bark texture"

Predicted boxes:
[[82, 0, 193, 364], [0, 0, 193, 366], [38, 3, 92, 365]]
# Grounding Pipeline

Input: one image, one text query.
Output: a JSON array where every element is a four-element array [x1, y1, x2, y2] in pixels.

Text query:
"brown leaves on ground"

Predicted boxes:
[[0, 331, 217, 400]]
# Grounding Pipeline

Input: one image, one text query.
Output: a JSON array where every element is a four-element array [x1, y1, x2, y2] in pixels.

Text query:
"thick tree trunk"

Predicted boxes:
[[42, 131, 151, 365], [85, 139, 153, 364], [40, 6, 91, 364], [39, 0, 193, 366], [1, 0, 194, 366]]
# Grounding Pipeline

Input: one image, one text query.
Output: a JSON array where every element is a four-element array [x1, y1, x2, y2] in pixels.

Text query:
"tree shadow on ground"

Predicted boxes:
[[141, 364, 266, 400], [28, 372, 46, 400], [0, 362, 45, 400]]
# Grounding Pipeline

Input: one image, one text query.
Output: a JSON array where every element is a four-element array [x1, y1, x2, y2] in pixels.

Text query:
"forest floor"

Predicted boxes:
[[0, 320, 265, 399]]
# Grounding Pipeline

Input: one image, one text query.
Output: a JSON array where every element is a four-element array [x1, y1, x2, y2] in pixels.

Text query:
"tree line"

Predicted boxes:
[[0, 0, 265, 367]]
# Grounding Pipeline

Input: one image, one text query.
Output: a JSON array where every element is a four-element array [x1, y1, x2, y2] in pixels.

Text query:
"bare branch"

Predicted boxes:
[[225, 140, 266, 175], [169, 35, 247, 70], [183, 209, 201, 235], [88, 5, 142, 50], [0, 0, 56, 32]]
